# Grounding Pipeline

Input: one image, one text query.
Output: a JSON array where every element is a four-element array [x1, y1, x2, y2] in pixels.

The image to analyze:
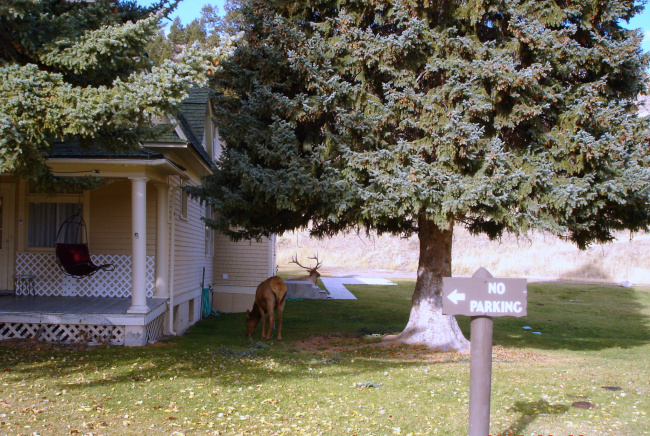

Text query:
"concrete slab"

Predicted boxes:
[[286, 281, 328, 299], [320, 277, 397, 300]]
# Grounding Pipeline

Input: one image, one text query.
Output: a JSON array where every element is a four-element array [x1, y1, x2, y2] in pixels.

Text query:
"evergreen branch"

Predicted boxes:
[[0, 44, 222, 176], [39, 13, 163, 74]]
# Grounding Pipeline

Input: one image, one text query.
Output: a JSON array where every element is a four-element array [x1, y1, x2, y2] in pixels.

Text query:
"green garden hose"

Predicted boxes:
[[202, 286, 219, 318]]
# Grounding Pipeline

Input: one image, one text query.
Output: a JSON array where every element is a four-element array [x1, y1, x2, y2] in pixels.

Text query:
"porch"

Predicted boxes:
[[0, 295, 167, 346]]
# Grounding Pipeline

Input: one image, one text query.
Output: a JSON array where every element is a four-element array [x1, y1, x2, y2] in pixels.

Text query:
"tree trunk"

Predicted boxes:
[[383, 216, 470, 353]]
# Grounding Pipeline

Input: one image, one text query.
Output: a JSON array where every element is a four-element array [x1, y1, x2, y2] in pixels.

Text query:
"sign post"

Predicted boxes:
[[442, 267, 527, 436], [469, 313, 493, 436]]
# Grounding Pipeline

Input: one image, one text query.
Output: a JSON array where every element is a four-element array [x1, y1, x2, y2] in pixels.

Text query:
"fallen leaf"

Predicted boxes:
[[572, 401, 598, 409], [602, 386, 622, 391]]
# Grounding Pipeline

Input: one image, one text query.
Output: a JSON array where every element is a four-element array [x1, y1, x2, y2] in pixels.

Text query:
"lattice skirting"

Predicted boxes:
[[15, 253, 155, 298], [145, 313, 165, 344], [0, 322, 126, 345]]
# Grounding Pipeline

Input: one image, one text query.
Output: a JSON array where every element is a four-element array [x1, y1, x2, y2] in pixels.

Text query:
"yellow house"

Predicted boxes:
[[0, 88, 275, 346]]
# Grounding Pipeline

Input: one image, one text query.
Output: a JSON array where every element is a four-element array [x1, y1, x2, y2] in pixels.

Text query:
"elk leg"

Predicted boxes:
[[266, 311, 275, 340], [277, 299, 286, 341], [259, 307, 266, 340]]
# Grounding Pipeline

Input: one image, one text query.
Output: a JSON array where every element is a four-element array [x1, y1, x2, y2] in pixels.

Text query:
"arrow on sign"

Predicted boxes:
[[448, 289, 466, 305]]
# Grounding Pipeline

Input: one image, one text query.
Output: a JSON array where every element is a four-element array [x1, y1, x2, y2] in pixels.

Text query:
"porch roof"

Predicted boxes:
[[50, 141, 166, 159], [48, 87, 215, 169]]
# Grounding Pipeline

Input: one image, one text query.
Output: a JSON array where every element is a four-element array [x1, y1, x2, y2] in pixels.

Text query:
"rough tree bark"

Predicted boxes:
[[384, 216, 470, 353]]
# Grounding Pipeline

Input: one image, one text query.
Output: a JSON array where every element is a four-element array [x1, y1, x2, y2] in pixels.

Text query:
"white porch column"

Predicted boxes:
[[128, 176, 149, 314], [154, 183, 170, 298]]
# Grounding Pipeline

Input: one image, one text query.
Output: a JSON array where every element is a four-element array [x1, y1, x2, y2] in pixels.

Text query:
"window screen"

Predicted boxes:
[[28, 203, 80, 247], [204, 203, 214, 257]]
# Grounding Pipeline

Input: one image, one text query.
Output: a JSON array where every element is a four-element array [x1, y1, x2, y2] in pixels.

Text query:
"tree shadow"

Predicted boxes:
[[496, 399, 570, 436], [557, 261, 613, 282], [0, 330, 470, 394]]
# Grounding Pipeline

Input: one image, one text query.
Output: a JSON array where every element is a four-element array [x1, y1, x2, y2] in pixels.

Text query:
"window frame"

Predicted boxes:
[[24, 190, 87, 252], [204, 203, 214, 257], [180, 181, 189, 221]]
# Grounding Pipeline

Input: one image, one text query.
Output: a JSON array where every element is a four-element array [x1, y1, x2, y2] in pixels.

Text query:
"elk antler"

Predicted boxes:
[[307, 254, 323, 270], [290, 254, 322, 272], [290, 255, 309, 271]]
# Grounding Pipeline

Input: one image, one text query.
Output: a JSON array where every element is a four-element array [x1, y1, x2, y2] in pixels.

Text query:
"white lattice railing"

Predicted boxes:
[[15, 253, 155, 298], [0, 322, 126, 345]]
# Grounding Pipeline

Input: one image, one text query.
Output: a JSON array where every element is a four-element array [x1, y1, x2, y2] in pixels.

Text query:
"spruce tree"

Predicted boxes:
[[192, 0, 650, 352], [168, 16, 189, 45], [146, 29, 175, 65], [220, 0, 245, 37], [0, 0, 215, 181], [200, 5, 224, 47], [144, 2, 242, 65]]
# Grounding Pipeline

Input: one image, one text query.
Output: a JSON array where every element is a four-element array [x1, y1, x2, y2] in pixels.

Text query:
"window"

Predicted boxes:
[[0, 197, 3, 250], [212, 127, 223, 161], [180, 182, 188, 220], [28, 203, 80, 248], [204, 203, 214, 257]]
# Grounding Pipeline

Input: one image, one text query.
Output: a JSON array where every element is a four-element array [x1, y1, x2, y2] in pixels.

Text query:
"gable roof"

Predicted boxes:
[[49, 87, 215, 169], [180, 87, 213, 142]]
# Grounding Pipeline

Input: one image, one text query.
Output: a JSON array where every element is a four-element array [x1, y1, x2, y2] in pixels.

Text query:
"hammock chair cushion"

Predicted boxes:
[[54, 211, 114, 277], [56, 243, 114, 277]]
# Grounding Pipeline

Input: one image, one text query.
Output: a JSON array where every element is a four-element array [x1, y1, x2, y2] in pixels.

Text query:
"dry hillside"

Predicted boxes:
[[277, 227, 650, 284]]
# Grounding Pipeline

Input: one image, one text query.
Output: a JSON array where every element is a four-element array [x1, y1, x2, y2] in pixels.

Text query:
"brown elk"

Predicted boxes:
[[287, 254, 323, 286], [246, 276, 287, 341]]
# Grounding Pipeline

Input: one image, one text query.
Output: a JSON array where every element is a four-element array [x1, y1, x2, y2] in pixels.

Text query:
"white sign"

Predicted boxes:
[[442, 277, 527, 317]]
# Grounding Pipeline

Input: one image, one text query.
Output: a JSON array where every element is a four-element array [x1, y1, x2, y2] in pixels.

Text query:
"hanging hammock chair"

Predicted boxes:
[[55, 211, 114, 277]]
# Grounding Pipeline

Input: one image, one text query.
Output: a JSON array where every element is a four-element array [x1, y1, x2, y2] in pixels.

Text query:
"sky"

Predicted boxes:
[[138, 0, 650, 53], [138, 0, 226, 23]]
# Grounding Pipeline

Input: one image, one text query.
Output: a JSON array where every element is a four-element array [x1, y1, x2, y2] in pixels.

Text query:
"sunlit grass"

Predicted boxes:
[[1, 281, 648, 435]]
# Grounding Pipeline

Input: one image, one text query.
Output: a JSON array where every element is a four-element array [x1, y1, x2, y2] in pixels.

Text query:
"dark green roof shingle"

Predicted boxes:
[[49, 87, 215, 167]]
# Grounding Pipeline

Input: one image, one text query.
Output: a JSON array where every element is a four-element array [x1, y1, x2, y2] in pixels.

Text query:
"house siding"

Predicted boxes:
[[213, 234, 275, 287], [89, 180, 157, 256], [211, 233, 276, 312], [170, 176, 213, 296], [162, 176, 212, 333]]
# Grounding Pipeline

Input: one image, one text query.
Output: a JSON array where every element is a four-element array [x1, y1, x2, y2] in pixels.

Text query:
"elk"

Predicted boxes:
[[287, 254, 323, 286], [246, 276, 287, 341]]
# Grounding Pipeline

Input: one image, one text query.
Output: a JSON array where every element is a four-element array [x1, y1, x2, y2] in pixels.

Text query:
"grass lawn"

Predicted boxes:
[[0, 280, 648, 435]]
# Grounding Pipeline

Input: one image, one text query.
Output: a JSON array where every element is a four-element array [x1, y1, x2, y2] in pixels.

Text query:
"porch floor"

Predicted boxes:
[[0, 295, 166, 315], [0, 296, 169, 346]]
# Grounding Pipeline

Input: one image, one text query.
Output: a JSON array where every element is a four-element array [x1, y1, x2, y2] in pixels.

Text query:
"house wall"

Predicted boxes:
[[89, 180, 157, 256], [211, 233, 277, 313], [0, 180, 17, 291], [88, 175, 216, 333], [167, 176, 213, 333], [90, 176, 213, 312], [2, 90, 281, 343]]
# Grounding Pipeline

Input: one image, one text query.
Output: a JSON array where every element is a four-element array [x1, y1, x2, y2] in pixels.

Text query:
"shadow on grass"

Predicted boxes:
[[1, 279, 649, 385], [496, 399, 570, 436], [0, 326, 466, 395], [457, 282, 650, 352]]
